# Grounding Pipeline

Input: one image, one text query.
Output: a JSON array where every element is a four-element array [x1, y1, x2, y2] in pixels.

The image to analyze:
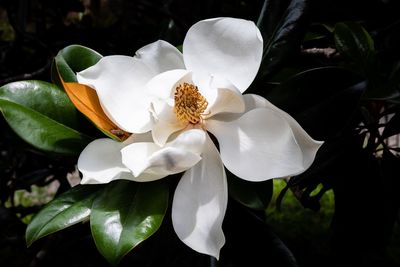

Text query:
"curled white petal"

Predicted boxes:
[[121, 129, 206, 181], [172, 135, 227, 259], [183, 17, 263, 92], [77, 55, 154, 133], [207, 107, 322, 181], [77, 138, 133, 184], [77, 40, 184, 133], [242, 94, 324, 169], [150, 101, 186, 146], [151, 120, 186, 147], [206, 76, 245, 117]]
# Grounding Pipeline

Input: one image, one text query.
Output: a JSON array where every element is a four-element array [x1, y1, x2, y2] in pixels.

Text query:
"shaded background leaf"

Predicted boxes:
[[256, 0, 309, 78], [26, 185, 102, 246], [227, 171, 273, 211]]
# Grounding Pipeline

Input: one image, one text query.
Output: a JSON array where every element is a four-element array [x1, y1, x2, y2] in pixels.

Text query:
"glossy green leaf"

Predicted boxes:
[[0, 80, 91, 154], [90, 180, 169, 266], [334, 22, 374, 68], [257, 0, 308, 77], [26, 185, 103, 247], [228, 172, 273, 210], [52, 45, 102, 84], [0, 80, 78, 128]]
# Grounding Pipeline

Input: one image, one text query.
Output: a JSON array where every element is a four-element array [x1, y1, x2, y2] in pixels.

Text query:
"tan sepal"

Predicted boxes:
[[61, 79, 130, 141]]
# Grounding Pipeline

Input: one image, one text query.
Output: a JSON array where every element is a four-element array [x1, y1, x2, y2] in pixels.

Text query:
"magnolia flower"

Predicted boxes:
[[76, 17, 323, 259]]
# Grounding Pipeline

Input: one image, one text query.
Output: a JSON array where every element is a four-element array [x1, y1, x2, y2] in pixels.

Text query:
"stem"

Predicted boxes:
[[210, 256, 218, 267]]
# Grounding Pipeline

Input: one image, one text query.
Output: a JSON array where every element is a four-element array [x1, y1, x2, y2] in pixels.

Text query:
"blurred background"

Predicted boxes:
[[1, 0, 400, 266]]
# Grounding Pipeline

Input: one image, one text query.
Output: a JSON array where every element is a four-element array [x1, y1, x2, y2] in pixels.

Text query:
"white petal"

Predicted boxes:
[[152, 119, 186, 146], [206, 76, 245, 117], [77, 55, 154, 133], [172, 135, 227, 259], [135, 40, 185, 74], [121, 129, 206, 181], [168, 128, 206, 154], [147, 71, 202, 146], [183, 17, 263, 92], [77, 41, 184, 133], [77, 138, 132, 184], [150, 101, 186, 146], [122, 131, 153, 145], [147, 69, 191, 101], [242, 94, 324, 169], [207, 108, 320, 181]]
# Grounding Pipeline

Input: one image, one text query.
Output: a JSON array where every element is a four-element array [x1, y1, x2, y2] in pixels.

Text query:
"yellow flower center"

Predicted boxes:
[[174, 83, 208, 124]]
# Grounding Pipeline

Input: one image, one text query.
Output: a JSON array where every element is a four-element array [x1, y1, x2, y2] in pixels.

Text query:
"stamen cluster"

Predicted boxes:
[[174, 83, 208, 124]]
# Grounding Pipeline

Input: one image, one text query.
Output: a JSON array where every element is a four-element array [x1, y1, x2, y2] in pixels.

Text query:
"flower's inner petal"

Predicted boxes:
[[172, 134, 227, 259], [77, 138, 132, 184], [205, 76, 245, 117], [151, 118, 186, 146], [183, 17, 263, 93], [77, 55, 154, 133], [121, 129, 206, 181], [148, 71, 211, 146], [147, 69, 191, 101], [207, 108, 312, 181], [190, 73, 217, 108]]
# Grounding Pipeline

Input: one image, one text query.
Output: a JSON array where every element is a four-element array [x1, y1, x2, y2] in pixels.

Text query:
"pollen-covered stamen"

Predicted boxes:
[[174, 83, 208, 124]]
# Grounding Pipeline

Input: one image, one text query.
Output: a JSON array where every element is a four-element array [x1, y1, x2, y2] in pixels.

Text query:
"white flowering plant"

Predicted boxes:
[[4, 0, 398, 266]]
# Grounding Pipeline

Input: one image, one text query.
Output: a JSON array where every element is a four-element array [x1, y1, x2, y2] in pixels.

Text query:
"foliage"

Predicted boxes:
[[1, 0, 400, 266]]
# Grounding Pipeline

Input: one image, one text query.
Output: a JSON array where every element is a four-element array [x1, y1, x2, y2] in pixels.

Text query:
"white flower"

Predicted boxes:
[[76, 17, 323, 259]]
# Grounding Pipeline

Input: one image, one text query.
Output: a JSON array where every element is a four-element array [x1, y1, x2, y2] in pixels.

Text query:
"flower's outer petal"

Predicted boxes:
[[78, 138, 133, 184], [207, 108, 321, 181], [172, 134, 227, 259], [77, 41, 184, 133], [135, 40, 185, 74], [121, 129, 206, 181], [77, 55, 154, 133], [183, 17, 263, 93], [242, 94, 324, 167]]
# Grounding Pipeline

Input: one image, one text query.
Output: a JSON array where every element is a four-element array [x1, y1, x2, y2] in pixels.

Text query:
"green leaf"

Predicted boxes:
[[257, 0, 309, 77], [52, 45, 102, 84], [26, 185, 103, 247], [334, 22, 375, 69], [0, 80, 78, 128], [228, 172, 273, 210], [90, 180, 169, 266], [0, 80, 91, 154]]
